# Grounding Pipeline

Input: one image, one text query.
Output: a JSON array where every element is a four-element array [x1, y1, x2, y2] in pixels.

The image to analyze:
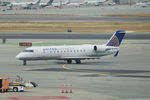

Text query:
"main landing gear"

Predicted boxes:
[[23, 60, 27, 66], [75, 59, 81, 64], [67, 59, 72, 64], [67, 59, 81, 64]]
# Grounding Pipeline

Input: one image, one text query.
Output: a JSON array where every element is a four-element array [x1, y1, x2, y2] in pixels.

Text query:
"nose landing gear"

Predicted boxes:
[[23, 60, 27, 66]]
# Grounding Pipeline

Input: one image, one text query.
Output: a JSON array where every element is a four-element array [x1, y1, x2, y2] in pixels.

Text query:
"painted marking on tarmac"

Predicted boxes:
[[97, 73, 110, 76], [23, 68, 33, 71], [8, 96, 71, 100], [62, 64, 72, 70], [62, 64, 111, 76]]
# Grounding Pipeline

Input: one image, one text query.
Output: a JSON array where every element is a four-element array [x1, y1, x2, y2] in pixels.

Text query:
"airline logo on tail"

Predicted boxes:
[[107, 36, 119, 47], [106, 30, 126, 47]]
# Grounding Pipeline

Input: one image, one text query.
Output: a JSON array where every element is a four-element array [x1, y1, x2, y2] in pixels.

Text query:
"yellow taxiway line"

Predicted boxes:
[[62, 64, 72, 70], [62, 64, 111, 76], [23, 68, 33, 70]]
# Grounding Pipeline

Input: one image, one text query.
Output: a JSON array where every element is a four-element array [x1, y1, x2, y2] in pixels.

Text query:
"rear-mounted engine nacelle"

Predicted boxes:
[[93, 45, 107, 52]]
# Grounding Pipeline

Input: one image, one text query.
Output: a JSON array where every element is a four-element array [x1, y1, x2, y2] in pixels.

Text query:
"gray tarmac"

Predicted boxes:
[[0, 39, 150, 100], [0, 14, 149, 22], [0, 32, 150, 40], [0, 5, 150, 22]]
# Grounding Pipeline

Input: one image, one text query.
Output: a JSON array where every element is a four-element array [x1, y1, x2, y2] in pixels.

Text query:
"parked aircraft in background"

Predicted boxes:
[[86, 0, 107, 6], [61, 0, 70, 5], [135, 2, 147, 7], [67, 2, 81, 7], [135, 1, 150, 7], [40, 0, 54, 8], [52, 0, 70, 7], [147, 2, 150, 5], [67, 0, 88, 7], [16, 30, 126, 65], [107, 2, 116, 6], [10, 0, 41, 8], [52, 2, 61, 7]]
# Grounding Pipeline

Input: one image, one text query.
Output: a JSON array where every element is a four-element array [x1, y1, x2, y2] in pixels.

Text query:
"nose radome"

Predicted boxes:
[[16, 54, 20, 59]]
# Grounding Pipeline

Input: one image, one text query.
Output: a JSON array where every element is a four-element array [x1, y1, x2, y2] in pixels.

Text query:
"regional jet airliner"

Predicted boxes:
[[16, 30, 126, 65]]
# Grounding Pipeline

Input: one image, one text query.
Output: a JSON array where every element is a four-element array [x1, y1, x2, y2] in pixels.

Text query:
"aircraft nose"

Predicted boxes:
[[16, 54, 21, 60]]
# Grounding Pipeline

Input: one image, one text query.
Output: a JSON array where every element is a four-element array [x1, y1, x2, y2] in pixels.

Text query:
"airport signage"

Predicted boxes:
[[19, 42, 32, 47]]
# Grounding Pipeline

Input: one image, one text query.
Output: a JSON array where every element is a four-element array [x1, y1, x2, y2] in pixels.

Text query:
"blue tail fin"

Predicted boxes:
[[106, 30, 126, 47]]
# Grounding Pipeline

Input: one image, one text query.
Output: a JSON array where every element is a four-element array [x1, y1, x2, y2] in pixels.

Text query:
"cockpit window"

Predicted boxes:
[[23, 50, 34, 52]]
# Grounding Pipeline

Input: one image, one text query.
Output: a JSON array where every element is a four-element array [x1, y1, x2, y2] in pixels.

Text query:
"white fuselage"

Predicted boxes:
[[16, 44, 119, 61]]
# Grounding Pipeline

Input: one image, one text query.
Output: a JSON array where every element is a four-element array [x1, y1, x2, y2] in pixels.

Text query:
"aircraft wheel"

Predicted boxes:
[[75, 59, 81, 64], [13, 87, 18, 92], [67, 59, 72, 64], [23, 60, 26, 66]]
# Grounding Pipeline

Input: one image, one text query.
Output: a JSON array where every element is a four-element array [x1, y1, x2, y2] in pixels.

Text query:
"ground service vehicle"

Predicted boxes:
[[9, 85, 24, 92], [0, 78, 9, 92], [0, 78, 24, 92]]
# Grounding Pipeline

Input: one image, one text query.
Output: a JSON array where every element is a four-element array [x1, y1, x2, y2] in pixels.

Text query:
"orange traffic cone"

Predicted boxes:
[[61, 84, 64, 93], [70, 84, 72, 93], [65, 84, 68, 93]]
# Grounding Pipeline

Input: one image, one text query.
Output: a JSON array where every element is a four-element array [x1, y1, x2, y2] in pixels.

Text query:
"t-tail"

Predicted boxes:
[[106, 30, 126, 57], [41, 0, 54, 8], [35, 0, 41, 4], [47, 0, 54, 5], [64, 0, 70, 4]]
